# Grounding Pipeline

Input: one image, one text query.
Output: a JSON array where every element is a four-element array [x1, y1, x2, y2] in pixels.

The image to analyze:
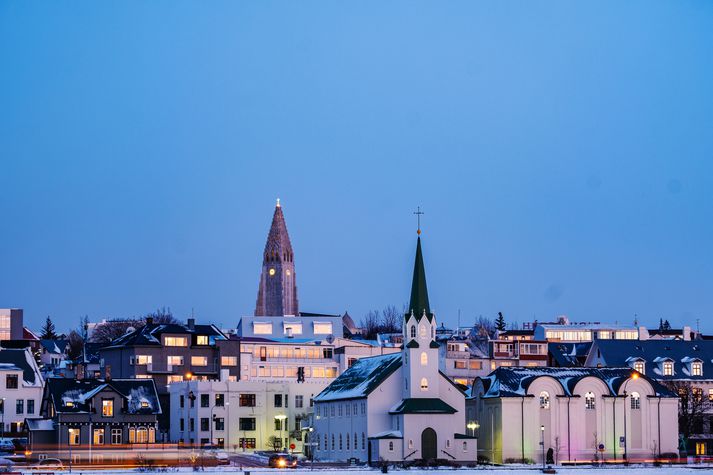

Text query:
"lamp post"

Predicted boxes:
[[275, 415, 287, 452], [308, 427, 314, 470], [466, 421, 479, 438], [1, 397, 5, 440], [622, 372, 639, 462], [225, 402, 230, 452], [540, 425, 545, 470]]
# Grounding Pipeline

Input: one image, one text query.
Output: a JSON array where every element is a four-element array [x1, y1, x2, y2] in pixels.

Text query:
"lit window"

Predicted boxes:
[[630, 392, 640, 410], [164, 336, 187, 347], [102, 399, 114, 417], [135, 355, 152, 365], [420, 352, 428, 366], [692, 362, 703, 376], [221, 356, 238, 366], [167, 356, 184, 366], [663, 362, 673, 376], [167, 375, 183, 383], [93, 428, 105, 445], [419, 325, 427, 338], [585, 392, 595, 410], [68, 428, 80, 445], [420, 378, 428, 391], [314, 322, 333, 335], [539, 391, 550, 409], [696, 442, 707, 455], [191, 356, 208, 366], [196, 335, 209, 345], [634, 361, 645, 374], [284, 323, 303, 335], [253, 323, 273, 335]]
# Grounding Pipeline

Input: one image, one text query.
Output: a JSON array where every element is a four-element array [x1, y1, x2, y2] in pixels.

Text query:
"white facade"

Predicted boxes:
[[168, 371, 329, 453], [239, 338, 339, 382], [0, 348, 44, 436]]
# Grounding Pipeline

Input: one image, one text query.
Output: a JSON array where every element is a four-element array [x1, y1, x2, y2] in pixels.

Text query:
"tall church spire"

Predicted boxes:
[[254, 200, 299, 316], [408, 236, 431, 320]]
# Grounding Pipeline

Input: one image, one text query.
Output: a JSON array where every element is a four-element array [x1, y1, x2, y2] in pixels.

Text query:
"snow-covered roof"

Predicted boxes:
[[314, 353, 401, 402], [0, 348, 43, 387], [475, 366, 675, 399], [47, 378, 162, 414], [25, 419, 55, 431], [369, 430, 402, 439]]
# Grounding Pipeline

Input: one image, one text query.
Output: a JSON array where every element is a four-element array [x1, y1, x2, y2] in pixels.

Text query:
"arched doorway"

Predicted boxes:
[[421, 428, 437, 460]]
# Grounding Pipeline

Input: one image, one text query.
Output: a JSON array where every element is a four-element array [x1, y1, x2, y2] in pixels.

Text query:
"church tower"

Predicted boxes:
[[254, 200, 299, 316], [402, 234, 440, 399]]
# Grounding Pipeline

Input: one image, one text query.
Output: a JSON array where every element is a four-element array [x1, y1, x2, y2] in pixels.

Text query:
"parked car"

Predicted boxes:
[[28, 458, 64, 470], [0, 440, 13, 453], [268, 454, 297, 468]]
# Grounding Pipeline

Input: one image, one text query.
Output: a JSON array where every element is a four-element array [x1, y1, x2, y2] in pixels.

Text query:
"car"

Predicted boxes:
[[268, 454, 297, 468], [203, 449, 230, 466], [0, 439, 14, 453], [28, 458, 64, 470]]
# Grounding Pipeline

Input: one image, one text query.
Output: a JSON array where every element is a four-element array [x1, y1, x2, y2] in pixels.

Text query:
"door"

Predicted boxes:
[[421, 428, 437, 460]]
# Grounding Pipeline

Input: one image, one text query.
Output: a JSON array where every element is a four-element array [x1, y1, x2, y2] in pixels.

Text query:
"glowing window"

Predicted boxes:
[[634, 361, 645, 374], [539, 391, 550, 409], [196, 335, 209, 345], [102, 399, 114, 417], [692, 362, 703, 376], [420, 378, 428, 391], [253, 323, 273, 335], [663, 362, 673, 376], [631, 392, 640, 409], [420, 352, 428, 366]]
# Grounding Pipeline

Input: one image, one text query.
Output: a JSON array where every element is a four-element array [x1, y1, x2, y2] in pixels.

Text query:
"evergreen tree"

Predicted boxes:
[[659, 318, 665, 331], [663, 319, 672, 330], [495, 312, 507, 332], [41, 316, 57, 339]]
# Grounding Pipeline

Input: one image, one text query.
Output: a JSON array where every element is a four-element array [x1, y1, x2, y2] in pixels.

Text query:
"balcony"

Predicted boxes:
[[446, 351, 470, 359]]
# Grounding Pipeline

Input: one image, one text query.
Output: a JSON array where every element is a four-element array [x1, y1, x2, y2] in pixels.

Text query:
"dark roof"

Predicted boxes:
[[476, 366, 675, 398], [0, 348, 41, 385], [40, 339, 68, 354], [549, 342, 592, 367], [389, 398, 457, 414], [500, 329, 535, 336], [429, 340, 440, 349], [299, 312, 341, 317], [104, 322, 226, 348], [591, 339, 713, 381], [405, 339, 419, 348], [46, 378, 162, 414], [454, 433, 478, 439], [82, 343, 104, 364], [407, 237, 433, 322], [314, 353, 402, 402]]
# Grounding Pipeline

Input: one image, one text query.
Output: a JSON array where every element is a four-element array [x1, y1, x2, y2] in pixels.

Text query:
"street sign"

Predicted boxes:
[[598, 443, 605, 452], [289, 443, 296, 450], [619, 436, 625, 448]]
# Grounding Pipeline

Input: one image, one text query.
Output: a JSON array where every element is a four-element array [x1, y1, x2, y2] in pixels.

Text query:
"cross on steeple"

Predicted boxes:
[[413, 206, 424, 235]]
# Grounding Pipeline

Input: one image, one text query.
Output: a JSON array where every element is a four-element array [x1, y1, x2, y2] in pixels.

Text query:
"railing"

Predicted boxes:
[[441, 449, 456, 460], [446, 351, 470, 359]]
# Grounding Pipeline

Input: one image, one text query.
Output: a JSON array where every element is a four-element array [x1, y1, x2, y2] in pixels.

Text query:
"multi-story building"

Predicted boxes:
[[533, 317, 639, 342], [438, 338, 489, 386], [488, 339, 548, 371], [0, 348, 44, 438], [99, 317, 240, 430], [0, 308, 24, 341], [238, 337, 339, 382], [168, 370, 328, 453]]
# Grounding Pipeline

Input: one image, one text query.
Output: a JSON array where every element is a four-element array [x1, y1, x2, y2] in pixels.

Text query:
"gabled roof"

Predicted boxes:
[[549, 342, 592, 367], [40, 339, 68, 355], [590, 339, 713, 380], [314, 353, 402, 402], [369, 430, 403, 439], [0, 348, 43, 386], [476, 366, 675, 398], [82, 343, 103, 364], [405, 339, 419, 348], [389, 398, 457, 414], [104, 322, 226, 348], [46, 378, 162, 414]]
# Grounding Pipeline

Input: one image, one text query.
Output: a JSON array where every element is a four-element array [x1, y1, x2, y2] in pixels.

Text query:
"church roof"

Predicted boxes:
[[389, 398, 457, 414], [405, 339, 419, 348], [263, 201, 294, 258], [408, 237, 432, 322], [313, 353, 402, 402]]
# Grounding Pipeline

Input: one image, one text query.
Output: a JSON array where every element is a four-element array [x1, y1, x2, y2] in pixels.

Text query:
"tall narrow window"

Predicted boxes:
[[410, 326, 416, 338], [419, 325, 426, 338], [420, 378, 428, 391], [692, 362, 703, 376], [420, 352, 428, 366], [663, 361, 673, 376], [585, 392, 595, 410], [631, 392, 641, 410], [539, 391, 550, 409]]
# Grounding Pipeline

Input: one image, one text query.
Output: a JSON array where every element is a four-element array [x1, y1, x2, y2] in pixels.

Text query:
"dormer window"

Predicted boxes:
[[634, 361, 645, 374], [65, 401, 74, 408], [663, 361, 673, 376], [692, 361, 703, 376], [196, 335, 209, 345]]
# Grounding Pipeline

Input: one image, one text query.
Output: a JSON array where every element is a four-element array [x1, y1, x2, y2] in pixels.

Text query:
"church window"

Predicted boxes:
[[631, 392, 641, 410], [346, 433, 350, 450], [331, 435, 335, 450], [339, 434, 343, 450], [585, 392, 595, 410], [420, 325, 426, 338], [388, 441, 394, 451], [408, 439, 413, 449], [362, 433, 366, 449], [410, 326, 416, 338], [462, 441, 467, 452], [539, 391, 550, 409], [420, 378, 428, 391], [420, 352, 428, 366]]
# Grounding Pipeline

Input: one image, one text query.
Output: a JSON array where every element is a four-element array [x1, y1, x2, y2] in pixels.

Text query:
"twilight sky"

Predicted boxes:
[[1, 1, 712, 333]]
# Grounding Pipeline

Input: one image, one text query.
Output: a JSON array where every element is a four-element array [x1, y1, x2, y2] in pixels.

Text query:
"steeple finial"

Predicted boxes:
[[276, 197, 281, 207], [413, 206, 424, 235]]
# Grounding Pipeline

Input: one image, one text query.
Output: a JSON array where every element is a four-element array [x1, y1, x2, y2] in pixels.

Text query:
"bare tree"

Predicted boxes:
[[475, 315, 495, 338], [663, 380, 708, 446], [90, 307, 178, 344], [381, 305, 401, 333], [267, 435, 282, 452], [67, 330, 84, 360], [360, 310, 381, 340]]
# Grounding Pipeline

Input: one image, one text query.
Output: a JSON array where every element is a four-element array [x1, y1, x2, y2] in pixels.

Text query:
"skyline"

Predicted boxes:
[[1, 1, 712, 332]]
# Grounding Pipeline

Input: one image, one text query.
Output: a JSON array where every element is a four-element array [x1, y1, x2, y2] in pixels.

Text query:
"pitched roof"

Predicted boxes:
[[0, 348, 43, 386], [46, 378, 162, 414], [591, 339, 713, 381], [407, 237, 433, 322], [548, 342, 592, 367], [314, 353, 402, 402], [40, 339, 68, 354], [389, 398, 457, 414], [104, 322, 225, 348], [477, 366, 675, 398]]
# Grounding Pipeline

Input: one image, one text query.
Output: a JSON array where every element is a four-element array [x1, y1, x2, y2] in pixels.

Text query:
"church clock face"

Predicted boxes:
[[269, 268, 276, 276]]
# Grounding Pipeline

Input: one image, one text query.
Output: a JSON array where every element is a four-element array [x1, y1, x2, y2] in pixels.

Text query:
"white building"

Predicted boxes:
[[468, 367, 679, 464], [0, 347, 44, 437], [312, 236, 477, 464], [168, 370, 329, 453]]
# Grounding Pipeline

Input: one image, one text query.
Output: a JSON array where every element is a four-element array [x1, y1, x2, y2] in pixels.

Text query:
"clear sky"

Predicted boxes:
[[1, 1, 712, 333]]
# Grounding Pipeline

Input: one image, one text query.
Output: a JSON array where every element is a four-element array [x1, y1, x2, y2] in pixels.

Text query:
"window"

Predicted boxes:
[[190, 418, 195, 431], [253, 323, 273, 335], [663, 361, 673, 376], [346, 433, 350, 450], [167, 355, 184, 366], [215, 394, 224, 406], [239, 418, 256, 431], [696, 442, 707, 456], [314, 322, 333, 334], [274, 394, 283, 407], [197, 335, 209, 345], [5, 375, 18, 389], [102, 399, 114, 417], [634, 361, 645, 374], [295, 395, 304, 408], [284, 323, 303, 335], [410, 326, 416, 338], [221, 356, 237, 366], [694, 387, 704, 402], [446, 439, 451, 448], [631, 392, 640, 410], [585, 392, 595, 410], [27, 399, 34, 414], [164, 336, 188, 347], [167, 375, 183, 383], [388, 441, 394, 451], [0, 399, 3, 414], [469, 360, 483, 370], [93, 428, 105, 445], [136, 427, 150, 444], [16, 399, 23, 414], [692, 362, 703, 376], [111, 428, 122, 445], [420, 378, 428, 391], [68, 428, 80, 445], [191, 356, 208, 366], [539, 391, 550, 409], [180, 418, 185, 431], [201, 418, 209, 431], [362, 433, 366, 449], [408, 439, 413, 449], [201, 394, 209, 407], [454, 360, 466, 369], [239, 394, 256, 407], [179, 395, 185, 408], [420, 325, 426, 338], [239, 438, 256, 449], [709, 389, 713, 402], [136, 355, 153, 365], [331, 435, 335, 450], [339, 434, 343, 450], [275, 418, 283, 431], [420, 352, 428, 366]]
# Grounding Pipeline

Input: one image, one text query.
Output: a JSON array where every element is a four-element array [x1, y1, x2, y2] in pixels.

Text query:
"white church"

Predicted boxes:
[[312, 235, 477, 464]]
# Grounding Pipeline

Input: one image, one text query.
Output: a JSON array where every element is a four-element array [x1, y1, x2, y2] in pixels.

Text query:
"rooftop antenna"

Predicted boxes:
[[457, 309, 461, 331], [697, 318, 700, 334]]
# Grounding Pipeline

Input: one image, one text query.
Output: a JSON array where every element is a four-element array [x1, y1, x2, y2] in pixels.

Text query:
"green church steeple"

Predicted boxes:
[[408, 236, 432, 321]]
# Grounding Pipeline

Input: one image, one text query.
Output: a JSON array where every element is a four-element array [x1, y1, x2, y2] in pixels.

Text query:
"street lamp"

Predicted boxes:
[[540, 425, 545, 470], [466, 421, 479, 437], [622, 372, 639, 461], [275, 415, 287, 452]]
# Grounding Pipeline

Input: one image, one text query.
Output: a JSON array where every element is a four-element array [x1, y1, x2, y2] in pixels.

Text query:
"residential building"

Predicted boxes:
[[488, 339, 548, 371], [313, 236, 477, 464], [0, 308, 24, 341], [468, 367, 678, 464], [0, 348, 44, 438], [533, 317, 639, 342], [238, 314, 343, 340], [438, 338, 489, 386], [26, 377, 162, 464]]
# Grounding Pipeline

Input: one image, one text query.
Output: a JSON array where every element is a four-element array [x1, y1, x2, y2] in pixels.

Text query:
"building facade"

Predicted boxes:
[[0, 309, 24, 341], [0, 348, 44, 438]]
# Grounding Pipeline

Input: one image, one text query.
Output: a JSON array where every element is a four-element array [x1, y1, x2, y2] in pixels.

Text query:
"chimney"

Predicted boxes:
[[146, 317, 154, 325], [187, 318, 195, 330], [105, 364, 111, 381]]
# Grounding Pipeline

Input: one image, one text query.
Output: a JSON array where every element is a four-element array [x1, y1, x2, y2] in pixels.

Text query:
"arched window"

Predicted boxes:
[[324, 434, 327, 450], [539, 391, 550, 409], [420, 352, 428, 366], [331, 434, 335, 450], [362, 433, 366, 449], [420, 378, 428, 391], [410, 326, 416, 338], [463, 441, 467, 451], [631, 391, 641, 410], [420, 325, 427, 338], [388, 441, 394, 451], [339, 434, 343, 450], [354, 433, 358, 450], [136, 427, 148, 443], [346, 433, 350, 450], [585, 392, 596, 410]]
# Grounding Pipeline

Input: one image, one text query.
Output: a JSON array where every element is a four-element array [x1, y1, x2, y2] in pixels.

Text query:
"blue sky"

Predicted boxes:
[[1, 1, 712, 333]]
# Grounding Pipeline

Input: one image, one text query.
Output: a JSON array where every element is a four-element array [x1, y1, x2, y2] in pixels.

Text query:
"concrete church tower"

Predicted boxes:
[[402, 234, 440, 399], [254, 200, 299, 316]]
